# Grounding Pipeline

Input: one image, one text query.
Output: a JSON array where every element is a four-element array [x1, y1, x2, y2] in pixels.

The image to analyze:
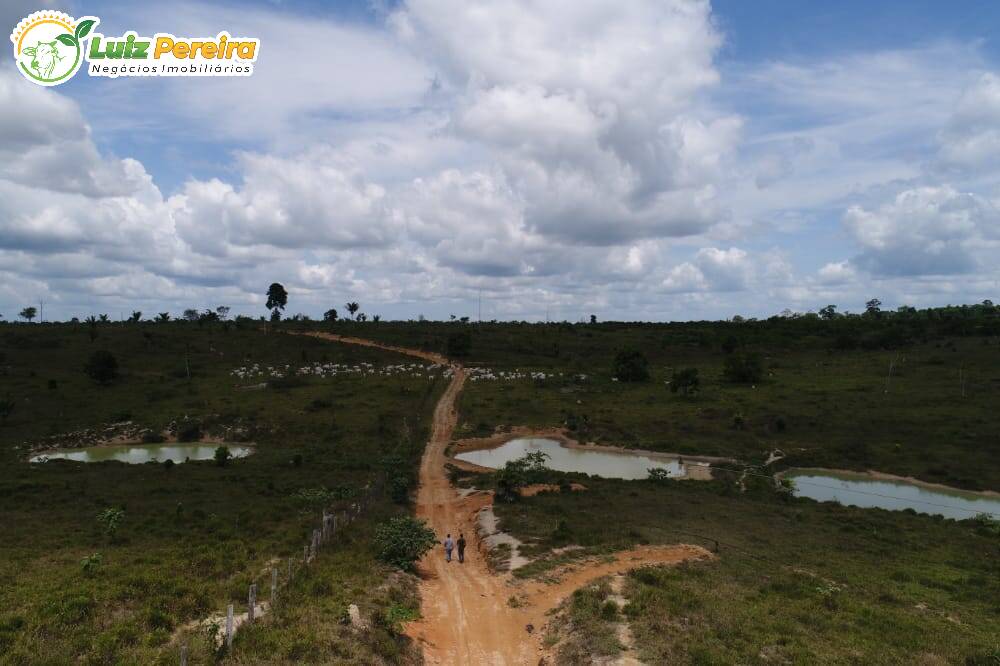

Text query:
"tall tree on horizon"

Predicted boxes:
[[267, 283, 288, 321]]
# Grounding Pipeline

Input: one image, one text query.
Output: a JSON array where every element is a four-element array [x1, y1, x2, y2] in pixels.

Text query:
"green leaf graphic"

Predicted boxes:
[[75, 19, 96, 40], [56, 34, 78, 48]]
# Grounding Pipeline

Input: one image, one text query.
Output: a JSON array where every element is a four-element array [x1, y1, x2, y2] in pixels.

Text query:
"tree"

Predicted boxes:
[[155, 312, 170, 322], [84, 350, 119, 385], [373, 516, 437, 572], [865, 298, 882, 318], [98, 314, 109, 323], [323, 308, 338, 322], [199, 309, 219, 323], [613, 349, 650, 382], [346, 302, 360, 319], [357, 312, 368, 322], [215, 306, 230, 320], [669, 367, 700, 397], [372, 314, 381, 323], [495, 451, 550, 501], [128, 311, 142, 323], [266, 283, 288, 320], [818, 305, 838, 320], [182, 308, 199, 322], [19, 307, 37, 323], [590, 314, 597, 324], [723, 352, 763, 384], [85, 315, 99, 342]]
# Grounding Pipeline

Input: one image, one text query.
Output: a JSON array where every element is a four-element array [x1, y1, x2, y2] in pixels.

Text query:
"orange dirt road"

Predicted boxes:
[[302, 332, 713, 664]]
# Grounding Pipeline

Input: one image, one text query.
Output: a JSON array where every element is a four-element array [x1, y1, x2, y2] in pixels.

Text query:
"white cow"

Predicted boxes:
[[22, 40, 63, 79]]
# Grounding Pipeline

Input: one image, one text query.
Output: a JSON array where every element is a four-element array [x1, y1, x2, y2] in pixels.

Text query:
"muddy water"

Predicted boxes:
[[30, 443, 253, 464], [455, 437, 701, 480], [785, 469, 1000, 520]]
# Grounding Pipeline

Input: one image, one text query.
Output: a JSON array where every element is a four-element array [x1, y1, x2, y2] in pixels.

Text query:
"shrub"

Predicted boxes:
[[647, 468, 672, 483], [97, 508, 125, 539], [669, 367, 700, 396], [214, 446, 231, 467], [373, 516, 437, 572], [723, 352, 763, 384], [80, 553, 103, 574], [390, 475, 410, 504], [495, 451, 550, 501], [84, 350, 119, 385], [613, 349, 650, 382]]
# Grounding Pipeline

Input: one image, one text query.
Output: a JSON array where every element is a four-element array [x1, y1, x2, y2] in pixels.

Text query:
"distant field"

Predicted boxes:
[[310, 319, 1000, 490], [0, 322, 439, 664]]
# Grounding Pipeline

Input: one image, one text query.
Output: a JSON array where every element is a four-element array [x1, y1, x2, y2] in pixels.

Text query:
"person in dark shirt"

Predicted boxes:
[[457, 533, 466, 563]]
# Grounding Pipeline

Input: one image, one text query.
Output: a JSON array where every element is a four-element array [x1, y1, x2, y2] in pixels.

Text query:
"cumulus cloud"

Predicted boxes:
[[844, 185, 999, 276], [938, 72, 1000, 168], [391, 0, 740, 245]]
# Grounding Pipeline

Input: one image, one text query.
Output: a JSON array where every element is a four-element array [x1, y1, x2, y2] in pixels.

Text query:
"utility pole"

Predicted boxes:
[[39, 299, 43, 323], [478, 289, 482, 323]]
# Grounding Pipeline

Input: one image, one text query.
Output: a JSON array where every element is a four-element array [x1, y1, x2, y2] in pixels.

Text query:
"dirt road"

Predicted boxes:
[[302, 332, 712, 664]]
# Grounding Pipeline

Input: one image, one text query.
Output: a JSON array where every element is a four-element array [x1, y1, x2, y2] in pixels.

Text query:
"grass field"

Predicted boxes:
[[309, 319, 1000, 490], [0, 321, 440, 664], [2, 318, 998, 664], [485, 472, 1000, 664]]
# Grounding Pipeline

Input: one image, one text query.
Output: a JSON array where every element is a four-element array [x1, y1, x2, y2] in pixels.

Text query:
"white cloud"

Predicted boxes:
[[844, 185, 998, 276], [938, 72, 1000, 169]]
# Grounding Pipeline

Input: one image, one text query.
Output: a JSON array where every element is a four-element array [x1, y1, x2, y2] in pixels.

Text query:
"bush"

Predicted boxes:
[[495, 451, 550, 501], [669, 367, 700, 396], [84, 350, 119, 385], [723, 352, 763, 384], [373, 516, 437, 572], [390, 475, 410, 504], [613, 349, 650, 382], [97, 508, 125, 539], [214, 446, 231, 467]]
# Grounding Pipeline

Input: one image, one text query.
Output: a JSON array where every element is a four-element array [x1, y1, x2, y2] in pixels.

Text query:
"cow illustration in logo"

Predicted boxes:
[[10, 11, 98, 86]]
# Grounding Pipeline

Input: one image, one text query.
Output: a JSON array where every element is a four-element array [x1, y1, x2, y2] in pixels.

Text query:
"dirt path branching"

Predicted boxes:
[[304, 332, 711, 664]]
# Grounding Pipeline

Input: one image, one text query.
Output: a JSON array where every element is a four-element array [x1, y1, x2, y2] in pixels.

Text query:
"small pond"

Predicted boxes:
[[30, 443, 253, 465], [784, 469, 1000, 520], [454, 437, 700, 480]]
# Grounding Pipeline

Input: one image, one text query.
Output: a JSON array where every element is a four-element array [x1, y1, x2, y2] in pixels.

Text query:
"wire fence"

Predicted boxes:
[[176, 474, 385, 664]]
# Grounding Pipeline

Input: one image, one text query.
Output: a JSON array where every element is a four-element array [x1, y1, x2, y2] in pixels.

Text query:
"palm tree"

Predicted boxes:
[[346, 302, 360, 320], [98, 314, 109, 323], [155, 312, 170, 322]]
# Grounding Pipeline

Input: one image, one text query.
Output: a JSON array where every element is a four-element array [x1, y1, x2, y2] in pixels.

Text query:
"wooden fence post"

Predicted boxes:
[[180, 644, 187, 666], [248, 583, 257, 623], [304, 545, 309, 563], [226, 604, 234, 648], [271, 567, 278, 604]]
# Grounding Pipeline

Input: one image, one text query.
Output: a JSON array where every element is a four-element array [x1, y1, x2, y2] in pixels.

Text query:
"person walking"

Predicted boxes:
[[443, 533, 454, 563], [457, 533, 467, 564]]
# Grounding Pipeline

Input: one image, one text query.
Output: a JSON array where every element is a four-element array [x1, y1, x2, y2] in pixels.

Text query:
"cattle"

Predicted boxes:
[[22, 40, 64, 79]]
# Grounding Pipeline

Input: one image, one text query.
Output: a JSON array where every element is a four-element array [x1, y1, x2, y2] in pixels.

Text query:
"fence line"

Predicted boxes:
[[177, 474, 385, 661]]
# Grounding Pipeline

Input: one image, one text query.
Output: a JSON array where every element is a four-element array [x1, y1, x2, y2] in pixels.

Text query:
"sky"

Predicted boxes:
[[1, 0, 999, 322]]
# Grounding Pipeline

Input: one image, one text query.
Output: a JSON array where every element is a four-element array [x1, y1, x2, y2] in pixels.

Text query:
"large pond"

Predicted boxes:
[[30, 443, 253, 465], [784, 469, 1000, 520], [454, 437, 701, 480]]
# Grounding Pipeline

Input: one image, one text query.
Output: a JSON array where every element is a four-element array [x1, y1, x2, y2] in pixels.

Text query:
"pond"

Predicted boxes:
[[30, 443, 254, 465], [784, 469, 1000, 520], [454, 437, 703, 480]]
